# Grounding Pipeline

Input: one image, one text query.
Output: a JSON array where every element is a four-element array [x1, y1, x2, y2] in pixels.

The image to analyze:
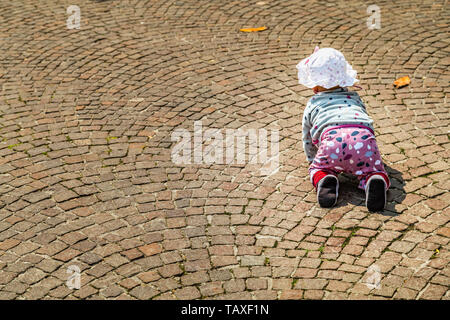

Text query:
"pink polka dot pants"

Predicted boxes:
[[309, 126, 390, 190]]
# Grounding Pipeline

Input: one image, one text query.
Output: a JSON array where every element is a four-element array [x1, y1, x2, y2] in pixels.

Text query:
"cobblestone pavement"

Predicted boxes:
[[0, 0, 449, 300]]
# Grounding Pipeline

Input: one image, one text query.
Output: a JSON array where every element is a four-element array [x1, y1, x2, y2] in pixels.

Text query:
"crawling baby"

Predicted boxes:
[[297, 47, 390, 211]]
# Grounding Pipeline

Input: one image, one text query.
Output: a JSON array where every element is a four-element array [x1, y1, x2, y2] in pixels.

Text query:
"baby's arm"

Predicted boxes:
[[302, 105, 318, 162]]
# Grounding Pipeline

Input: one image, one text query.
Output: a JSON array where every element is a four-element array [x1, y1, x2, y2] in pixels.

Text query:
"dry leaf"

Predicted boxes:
[[239, 26, 267, 32], [393, 76, 411, 88]]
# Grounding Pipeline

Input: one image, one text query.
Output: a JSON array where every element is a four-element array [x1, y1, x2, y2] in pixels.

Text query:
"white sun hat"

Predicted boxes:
[[296, 47, 359, 89]]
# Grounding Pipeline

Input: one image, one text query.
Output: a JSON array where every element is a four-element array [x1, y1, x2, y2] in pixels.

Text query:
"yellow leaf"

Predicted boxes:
[[393, 76, 411, 88], [240, 26, 267, 32]]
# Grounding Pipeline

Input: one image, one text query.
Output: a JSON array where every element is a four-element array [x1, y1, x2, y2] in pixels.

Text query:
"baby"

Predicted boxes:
[[296, 47, 390, 211]]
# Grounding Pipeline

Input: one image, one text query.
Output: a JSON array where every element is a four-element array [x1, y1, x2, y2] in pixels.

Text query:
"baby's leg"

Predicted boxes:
[[348, 130, 390, 212], [358, 172, 390, 190], [309, 138, 340, 208], [353, 135, 390, 191]]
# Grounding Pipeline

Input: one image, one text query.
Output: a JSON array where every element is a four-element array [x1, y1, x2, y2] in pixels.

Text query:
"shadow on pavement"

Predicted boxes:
[[333, 164, 406, 216]]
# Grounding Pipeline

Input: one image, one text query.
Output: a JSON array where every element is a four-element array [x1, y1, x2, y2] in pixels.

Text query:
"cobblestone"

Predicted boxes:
[[0, 0, 448, 300]]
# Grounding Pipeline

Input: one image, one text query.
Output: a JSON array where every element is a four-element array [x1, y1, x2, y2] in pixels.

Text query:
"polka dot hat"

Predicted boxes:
[[296, 47, 359, 89]]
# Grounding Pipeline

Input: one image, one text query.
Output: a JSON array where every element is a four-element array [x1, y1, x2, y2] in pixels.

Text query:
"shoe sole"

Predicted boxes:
[[317, 175, 339, 208], [366, 178, 386, 212]]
